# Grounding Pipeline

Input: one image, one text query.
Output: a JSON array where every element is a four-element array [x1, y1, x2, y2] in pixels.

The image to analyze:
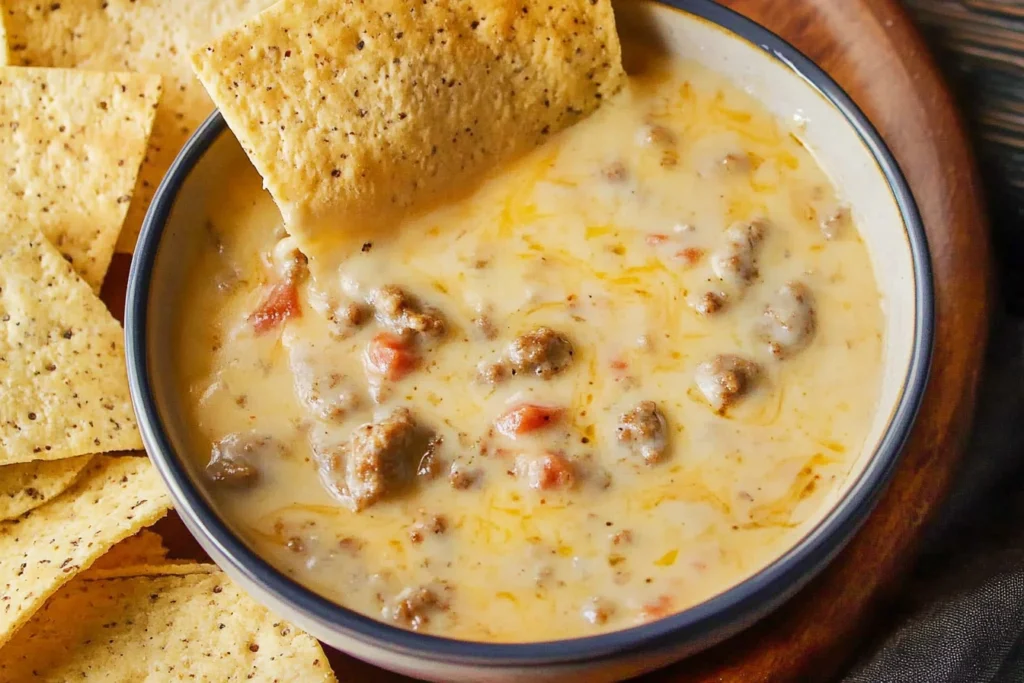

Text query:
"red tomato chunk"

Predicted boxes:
[[640, 595, 674, 622], [366, 332, 418, 381], [249, 282, 300, 334], [494, 404, 563, 439]]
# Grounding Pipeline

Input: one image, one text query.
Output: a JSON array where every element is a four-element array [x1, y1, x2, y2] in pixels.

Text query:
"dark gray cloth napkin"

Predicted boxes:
[[842, 314, 1024, 683]]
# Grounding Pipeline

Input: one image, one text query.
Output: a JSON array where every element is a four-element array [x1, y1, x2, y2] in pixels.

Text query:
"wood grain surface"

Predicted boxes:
[[100, 0, 992, 680]]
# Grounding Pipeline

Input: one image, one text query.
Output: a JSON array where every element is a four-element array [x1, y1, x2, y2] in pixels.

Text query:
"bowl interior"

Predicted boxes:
[[132, 0, 927, 671], [615, 2, 920, 513]]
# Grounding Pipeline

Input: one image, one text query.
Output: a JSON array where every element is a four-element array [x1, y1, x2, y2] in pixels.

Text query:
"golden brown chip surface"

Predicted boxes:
[[192, 0, 625, 252], [0, 573, 336, 681], [0, 13, 8, 66], [0, 67, 161, 291], [0, 455, 171, 647], [0, 456, 93, 522], [2, 0, 278, 252], [0, 225, 142, 464]]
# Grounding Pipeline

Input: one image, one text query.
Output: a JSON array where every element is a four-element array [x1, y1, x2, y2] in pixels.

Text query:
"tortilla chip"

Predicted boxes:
[[192, 0, 625, 251], [88, 529, 170, 572], [2, 0, 278, 253], [0, 456, 93, 522], [0, 573, 337, 681], [0, 455, 171, 647], [0, 225, 143, 465], [82, 562, 219, 581], [0, 67, 161, 291], [0, 13, 8, 67]]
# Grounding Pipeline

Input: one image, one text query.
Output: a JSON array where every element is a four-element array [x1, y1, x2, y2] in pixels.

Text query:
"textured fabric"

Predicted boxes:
[[843, 316, 1024, 683]]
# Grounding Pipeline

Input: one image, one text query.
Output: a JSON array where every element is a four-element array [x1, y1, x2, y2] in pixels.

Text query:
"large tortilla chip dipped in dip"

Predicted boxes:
[[192, 0, 626, 252]]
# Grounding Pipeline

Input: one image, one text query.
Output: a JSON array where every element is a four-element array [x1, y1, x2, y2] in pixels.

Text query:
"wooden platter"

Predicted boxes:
[[100, 0, 991, 680]]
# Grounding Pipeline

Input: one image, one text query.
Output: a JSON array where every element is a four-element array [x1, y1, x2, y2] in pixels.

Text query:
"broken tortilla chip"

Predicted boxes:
[[192, 0, 625, 252], [2, 0, 278, 253], [0, 67, 161, 291], [88, 529, 170, 572], [0, 455, 171, 647], [0, 573, 337, 681], [0, 225, 143, 465], [0, 456, 93, 522]]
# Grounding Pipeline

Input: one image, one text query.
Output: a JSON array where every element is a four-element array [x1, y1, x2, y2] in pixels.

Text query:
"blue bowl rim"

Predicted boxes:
[[126, 0, 935, 669]]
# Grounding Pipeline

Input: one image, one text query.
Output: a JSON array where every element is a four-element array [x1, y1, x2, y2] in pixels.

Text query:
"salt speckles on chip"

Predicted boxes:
[[0, 225, 142, 464], [0, 455, 171, 648], [2, 0, 279, 252], [0, 573, 337, 681], [191, 0, 626, 251], [0, 67, 161, 291], [0, 456, 93, 522]]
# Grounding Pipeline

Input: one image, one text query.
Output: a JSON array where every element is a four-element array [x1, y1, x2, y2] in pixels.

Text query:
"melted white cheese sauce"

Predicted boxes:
[[177, 56, 883, 642]]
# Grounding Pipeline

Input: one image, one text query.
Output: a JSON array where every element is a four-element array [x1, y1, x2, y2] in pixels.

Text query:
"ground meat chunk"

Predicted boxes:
[[759, 282, 816, 358], [616, 401, 669, 464], [636, 123, 678, 167], [369, 285, 446, 338], [409, 511, 448, 543], [327, 301, 369, 339], [476, 360, 509, 385], [610, 529, 634, 546], [694, 354, 761, 414], [383, 584, 450, 630], [691, 291, 725, 317], [637, 123, 675, 147], [515, 452, 576, 491], [205, 433, 285, 488], [325, 407, 423, 511], [506, 327, 574, 379], [448, 461, 479, 490], [710, 220, 767, 290], [582, 597, 616, 625]]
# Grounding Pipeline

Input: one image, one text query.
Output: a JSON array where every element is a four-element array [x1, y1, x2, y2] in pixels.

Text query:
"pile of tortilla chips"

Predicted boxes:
[[0, 0, 624, 677], [0, 3, 336, 679]]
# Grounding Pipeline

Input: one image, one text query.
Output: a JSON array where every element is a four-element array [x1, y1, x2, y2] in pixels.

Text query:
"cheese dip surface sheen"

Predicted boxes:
[[178, 56, 883, 643]]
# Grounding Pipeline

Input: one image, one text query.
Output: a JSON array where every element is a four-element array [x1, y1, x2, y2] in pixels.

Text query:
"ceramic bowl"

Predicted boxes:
[[125, 1, 934, 680]]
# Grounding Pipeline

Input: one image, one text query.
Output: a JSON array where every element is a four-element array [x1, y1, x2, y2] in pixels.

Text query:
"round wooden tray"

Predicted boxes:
[[101, 0, 991, 679]]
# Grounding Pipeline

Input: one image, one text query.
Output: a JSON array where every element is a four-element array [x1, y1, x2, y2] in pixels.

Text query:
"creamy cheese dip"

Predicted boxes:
[[177, 55, 883, 642]]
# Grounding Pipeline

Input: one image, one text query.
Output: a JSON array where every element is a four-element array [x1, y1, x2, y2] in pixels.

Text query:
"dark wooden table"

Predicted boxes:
[[903, 0, 1024, 308]]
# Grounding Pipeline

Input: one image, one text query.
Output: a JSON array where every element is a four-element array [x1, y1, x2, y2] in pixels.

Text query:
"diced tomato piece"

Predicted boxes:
[[609, 357, 629, 372], [640, 595, 674, 622], [516, 452, 575, 490], [495, 403, 563, 439], [674, 247, 705, 267], [645, 233, 669, 246], [249, 282, 300, 334], [365, 332, 418, 381]]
